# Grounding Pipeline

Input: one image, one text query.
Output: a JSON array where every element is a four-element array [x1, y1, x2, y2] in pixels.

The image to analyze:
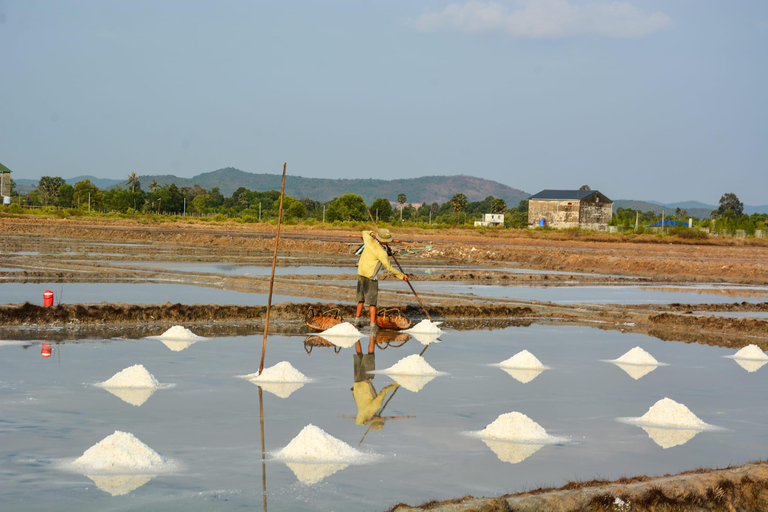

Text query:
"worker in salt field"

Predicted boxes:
[[354, 229, 409, 329], [352, 332, 400, 428]]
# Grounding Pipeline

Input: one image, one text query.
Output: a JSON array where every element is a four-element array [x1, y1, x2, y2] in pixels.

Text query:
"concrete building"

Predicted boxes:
[[474, 213, 505, 227], [0, 163, 11, 204], [528, 190, 613, 231]]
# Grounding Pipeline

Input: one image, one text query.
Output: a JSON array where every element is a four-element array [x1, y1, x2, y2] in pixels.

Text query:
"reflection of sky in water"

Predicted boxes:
[[1, 324, 765, 511]]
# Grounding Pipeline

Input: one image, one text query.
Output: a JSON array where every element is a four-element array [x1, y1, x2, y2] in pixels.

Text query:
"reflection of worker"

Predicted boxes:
[[354, 229, 409, 328], [352, 333, 399, 428]]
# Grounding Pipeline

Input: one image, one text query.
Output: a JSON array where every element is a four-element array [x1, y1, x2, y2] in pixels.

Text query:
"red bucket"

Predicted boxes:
[[43, 290, 54, 306]]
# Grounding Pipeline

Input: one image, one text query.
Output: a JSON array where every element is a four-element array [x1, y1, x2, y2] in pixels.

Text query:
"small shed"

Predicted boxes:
[[528, 190, 613, 231], [474, 213, 505, 227]]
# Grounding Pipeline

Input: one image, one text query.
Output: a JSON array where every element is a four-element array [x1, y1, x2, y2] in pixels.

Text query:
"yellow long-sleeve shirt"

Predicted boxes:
[[357, 230, 405, 280], [352, 381, 400, 425]]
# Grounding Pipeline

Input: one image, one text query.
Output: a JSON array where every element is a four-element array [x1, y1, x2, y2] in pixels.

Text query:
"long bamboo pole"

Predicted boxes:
[[259, 162, 287, 375]]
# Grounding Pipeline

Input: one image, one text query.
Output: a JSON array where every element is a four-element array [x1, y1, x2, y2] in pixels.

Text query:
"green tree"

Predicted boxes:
[[326, 193, 368, 222], [370, 198, 393, 222], [126, 172, 139, 193], [149, 179, 159, 193], [37, 176, 67, 205], [716, 192, 744, 217], [57, 184, 75, 208], [491, 198, 507, 214], [274, 195, 306, 219], [73, 179, 102, 210], [450, 193, 468, 215], [579, 184, 591, 191]]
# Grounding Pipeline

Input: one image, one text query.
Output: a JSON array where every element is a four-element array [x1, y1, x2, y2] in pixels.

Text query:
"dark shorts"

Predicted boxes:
[[356, 275, 378, 306], [353, 353, 376, 383]]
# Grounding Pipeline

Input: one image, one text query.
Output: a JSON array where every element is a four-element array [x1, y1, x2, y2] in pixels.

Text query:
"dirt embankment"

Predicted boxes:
[[3, 217, 768, 285], [389, 462, 768, 512]]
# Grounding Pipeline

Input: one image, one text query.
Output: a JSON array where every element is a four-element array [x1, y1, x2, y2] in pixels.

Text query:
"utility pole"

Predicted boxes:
[[322, 204, 325, 223], [183, 197, 186, 216], [88, 192, 91, 213]]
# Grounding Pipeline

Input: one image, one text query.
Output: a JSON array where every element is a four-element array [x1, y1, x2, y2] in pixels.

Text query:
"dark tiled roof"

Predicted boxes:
[[529, 190, 611, 202]]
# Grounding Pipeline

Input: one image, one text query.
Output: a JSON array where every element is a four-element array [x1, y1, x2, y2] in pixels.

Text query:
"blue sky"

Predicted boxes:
[[1, 1, 766, 204]]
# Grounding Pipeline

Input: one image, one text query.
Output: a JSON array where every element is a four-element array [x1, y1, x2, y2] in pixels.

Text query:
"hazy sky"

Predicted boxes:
[[1, 1, 766, 204]]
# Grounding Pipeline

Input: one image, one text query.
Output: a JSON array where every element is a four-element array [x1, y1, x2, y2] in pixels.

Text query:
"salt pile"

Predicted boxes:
[[498, 350, 546, 369], [241, 361, 310, 399], [98, 365, 159, 389], [610, 347, 662, 366], [726, 344, 768, 361], [243, 361, 310, 383], [405, 319, 443, 335], [153, 325, 206, 341], [320, 322, 362, 337], [375, 354, 445, 376], [273, 424, 370, 464], [317, 334, 361, 349], [619, 398, 714, 430], [96, 365, 161, 407], [73, 431, 167, 472], [470, 412, 564, 444]]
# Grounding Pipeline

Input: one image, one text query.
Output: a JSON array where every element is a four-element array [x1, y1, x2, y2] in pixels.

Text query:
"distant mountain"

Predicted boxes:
[[614, 200, 676, 214], [140, 168, 530, 204]]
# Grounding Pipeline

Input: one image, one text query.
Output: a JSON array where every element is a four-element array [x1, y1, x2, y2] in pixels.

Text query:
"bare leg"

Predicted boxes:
[[369, 305, 376, 326], [367, 332, 375, 353], [354, 302, 364, 325]]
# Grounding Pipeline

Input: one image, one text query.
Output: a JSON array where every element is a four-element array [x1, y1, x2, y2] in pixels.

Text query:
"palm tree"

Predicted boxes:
[[149, 180, 158, 193], [397, 193, 406, 221], [126, 172, 138, 193]]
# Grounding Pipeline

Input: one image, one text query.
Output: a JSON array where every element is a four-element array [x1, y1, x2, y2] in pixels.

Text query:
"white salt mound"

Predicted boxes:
[[474, 412, 559, 443], [273, 424, 366, 463], [73, 431, 166, 472], [320, 322, 362, 337], [612, 347, 660, 366], [630, 398, 712, 430], [244, 361, 310, 383], [405, 319, 443, 335], [733, 358, 768, 373], [98, 365, 159, 389], [155, 325, 205, 341], [729, 344, 768, 361], [498, 350, 545, 369], [379, 354, 442, 376]]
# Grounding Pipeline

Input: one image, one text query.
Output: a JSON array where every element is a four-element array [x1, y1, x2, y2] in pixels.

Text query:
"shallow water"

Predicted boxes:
[[0, 282, 336, 306], [2, 324, 768, 511]]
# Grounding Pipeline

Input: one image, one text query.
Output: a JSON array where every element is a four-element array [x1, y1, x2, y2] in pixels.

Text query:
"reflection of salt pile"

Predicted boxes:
[[86, 474, 155, 496], [480, 439, 544, 464], [619, 398, 716, 448], [273, 424, 372, 485], [405, 319, 443, 335], [376, 354, 444, 376], [607, 347, 664, 380], [499, 368, 544, 384], [73, 431, 167, 472], [319, 322, 362, 348], [641, 427, 701, 449], [151, 325, 206, 352], [409, 331, 442, 345], [241, 361, 309, 399], [391, 374, 437, 393], [725, 345, 768, 373], [96, 365, 160, 407]]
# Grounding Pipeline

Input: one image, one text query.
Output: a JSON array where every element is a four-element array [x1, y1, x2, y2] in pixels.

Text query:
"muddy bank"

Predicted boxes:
[[389, 462, 768, 512]]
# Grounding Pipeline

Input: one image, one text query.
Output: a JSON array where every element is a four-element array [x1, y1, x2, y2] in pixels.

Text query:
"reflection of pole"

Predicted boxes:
[[259, 163, 287, 374], [259, 386, 267, 512]]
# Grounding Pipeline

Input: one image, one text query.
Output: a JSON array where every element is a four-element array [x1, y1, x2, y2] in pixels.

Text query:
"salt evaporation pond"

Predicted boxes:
[[2, 323, 766, 511]]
